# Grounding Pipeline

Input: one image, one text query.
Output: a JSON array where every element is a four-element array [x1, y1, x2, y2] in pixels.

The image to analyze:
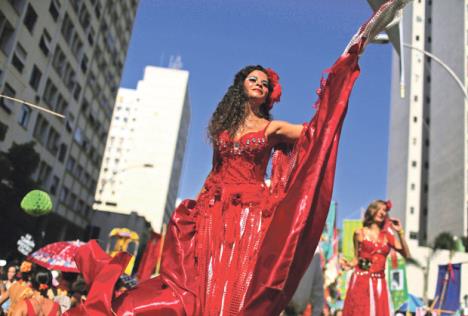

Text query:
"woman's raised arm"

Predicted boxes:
[[266, 120, 304, 144]]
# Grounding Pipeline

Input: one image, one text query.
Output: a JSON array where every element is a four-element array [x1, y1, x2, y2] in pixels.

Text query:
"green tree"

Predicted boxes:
[[433, 232, 455, 251], [407, 232, 460, 302], [0, 142, 40, 257]]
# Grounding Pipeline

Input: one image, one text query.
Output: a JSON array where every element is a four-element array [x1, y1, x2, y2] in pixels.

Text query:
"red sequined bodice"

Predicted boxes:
[[213, 129, 272, 184], [357, 231, 393, 273]]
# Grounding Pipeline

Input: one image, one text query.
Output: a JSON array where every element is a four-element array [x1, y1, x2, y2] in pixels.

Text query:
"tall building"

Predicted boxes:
[[387, 0, 467, 246], [0, 0, 139, 250], [94, 66, 190, 232]]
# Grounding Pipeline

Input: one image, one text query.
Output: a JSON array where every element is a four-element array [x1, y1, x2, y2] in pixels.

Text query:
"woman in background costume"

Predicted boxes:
[[341, 200, 410, 316], [65, 1, 412, 315]]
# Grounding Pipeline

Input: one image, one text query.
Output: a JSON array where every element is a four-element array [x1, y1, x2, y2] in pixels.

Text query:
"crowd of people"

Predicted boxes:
[[0, 261, 89, 315]]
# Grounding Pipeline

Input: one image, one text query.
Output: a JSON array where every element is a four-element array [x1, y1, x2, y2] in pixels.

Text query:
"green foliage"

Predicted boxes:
[[462, 236, 468, 253], [433, 232, 456, 251], [0, 141, 40, 212]]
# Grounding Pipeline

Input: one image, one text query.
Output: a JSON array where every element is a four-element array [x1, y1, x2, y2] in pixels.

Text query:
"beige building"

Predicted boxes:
[[94, 66, 191, 232], [0, 0, 139, 246]]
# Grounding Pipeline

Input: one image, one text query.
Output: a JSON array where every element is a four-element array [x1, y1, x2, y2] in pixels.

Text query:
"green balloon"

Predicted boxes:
[[20, 190, 53, 216]]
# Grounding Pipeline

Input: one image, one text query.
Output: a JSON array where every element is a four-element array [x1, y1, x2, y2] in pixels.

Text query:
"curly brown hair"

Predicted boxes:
[[208, 65, 273, 145], [362, 200, 388, 227]]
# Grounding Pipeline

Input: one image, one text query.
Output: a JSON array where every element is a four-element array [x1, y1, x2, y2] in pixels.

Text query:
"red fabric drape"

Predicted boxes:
[[136, 232, 162, 282]]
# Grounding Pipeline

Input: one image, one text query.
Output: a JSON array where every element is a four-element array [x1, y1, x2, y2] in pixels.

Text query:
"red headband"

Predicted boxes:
[[264, 68, 282, 109]]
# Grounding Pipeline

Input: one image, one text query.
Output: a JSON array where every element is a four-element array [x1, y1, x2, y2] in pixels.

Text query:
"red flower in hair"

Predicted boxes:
[[385, 200, 392, 211], [265, 68, 282, 109]]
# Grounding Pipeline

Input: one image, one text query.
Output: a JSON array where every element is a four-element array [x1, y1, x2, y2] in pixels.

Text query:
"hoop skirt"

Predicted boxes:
[[342, 231, 397, 316]]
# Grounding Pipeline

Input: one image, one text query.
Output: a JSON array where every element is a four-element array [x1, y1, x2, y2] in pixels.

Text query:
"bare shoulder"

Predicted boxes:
[[10, 300, 28, 316], [354, 228, 365, 241]]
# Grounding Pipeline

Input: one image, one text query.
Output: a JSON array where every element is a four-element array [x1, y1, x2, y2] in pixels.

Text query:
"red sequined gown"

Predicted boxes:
[[65, 42, 363, 316], [342, 231, 396, 316], [195, 128, 274, 315]]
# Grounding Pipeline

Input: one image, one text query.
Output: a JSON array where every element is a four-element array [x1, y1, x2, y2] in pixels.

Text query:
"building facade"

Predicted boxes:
[[387, 0, 467, 246], [94, 66, 190, 233], [0, 0, 139, 249]]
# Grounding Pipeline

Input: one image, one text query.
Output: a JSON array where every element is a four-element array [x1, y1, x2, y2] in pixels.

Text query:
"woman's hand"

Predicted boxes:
[[340, 257, 357, 271], [389, 217, 403, 233]]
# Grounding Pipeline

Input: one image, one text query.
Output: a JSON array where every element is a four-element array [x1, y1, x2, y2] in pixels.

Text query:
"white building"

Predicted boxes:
[[94, 66, 190, 232], [386, 0, 468, 302], [387, 0, 468, 247]]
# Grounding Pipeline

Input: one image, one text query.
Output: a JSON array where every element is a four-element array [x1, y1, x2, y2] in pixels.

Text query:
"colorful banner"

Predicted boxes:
[[341, 219, 362, 261], [387, 253, 408, 310], [433, 263, 461, 316], [321, 201, 337, 261]]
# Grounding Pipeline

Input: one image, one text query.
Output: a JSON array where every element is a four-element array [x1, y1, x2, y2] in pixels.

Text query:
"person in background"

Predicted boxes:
[[0, 264, 18, 314], [10, 268, 61, 316], [341, 200, 410, 316]]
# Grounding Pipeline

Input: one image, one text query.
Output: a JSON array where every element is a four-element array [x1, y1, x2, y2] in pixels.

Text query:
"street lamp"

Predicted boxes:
[[371, 33, 468, 100]]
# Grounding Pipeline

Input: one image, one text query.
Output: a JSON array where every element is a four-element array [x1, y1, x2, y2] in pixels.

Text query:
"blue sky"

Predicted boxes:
[[120, 0, 396, 226]]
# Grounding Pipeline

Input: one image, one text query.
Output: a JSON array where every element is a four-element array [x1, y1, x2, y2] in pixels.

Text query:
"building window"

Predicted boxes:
[[66, 156, 76, 172], [0, 15, 15, 55], [413, 116, 418, 123], [55, 94, 68, 114], [43, 79, 58, 107], [37, 161, 52, 187], [52, 45, 66, 76], [49, 176, 59, 195], [49, 0, 61, 21], [70, 33, 83, 61], [415, 35, 420, 41], [0, 83, 16, 114], [58, 143, 67, 162], [77, 200, 84, 213], [75, 164, 83, 179], [68, 193, 77, 209], [17, 104, 31, 128], [60, 186, 69, 203], [39, 29, 52, 56], [61, 14, 74, 44], [8, 0, 26, 14], [12, 43, 27, 73], [29, 65, 42, 91], [73, 83, 82, 101], [87, 27, 95, 46], [46, 127, 60, 155], [78, 7, 91, 32], [409, 232, 418, 240], [411, 161, 417, 167], [0, 121, 8, 141], [33, 114, 49, 144], [410, 183, 415, 190], [23, 4, 38, 33], [80, 55, 88, 74]]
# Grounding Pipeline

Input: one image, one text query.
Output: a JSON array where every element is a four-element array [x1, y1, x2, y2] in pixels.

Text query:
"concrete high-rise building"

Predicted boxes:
[[94, 66, 190, 232], [387, 0, 467, 247], [0, 0, 139, 249]]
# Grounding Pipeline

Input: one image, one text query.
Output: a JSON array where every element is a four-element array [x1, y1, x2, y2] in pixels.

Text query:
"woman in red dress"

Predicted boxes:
[[342, 200, 410, 316], [66, 1, 411, 315]]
